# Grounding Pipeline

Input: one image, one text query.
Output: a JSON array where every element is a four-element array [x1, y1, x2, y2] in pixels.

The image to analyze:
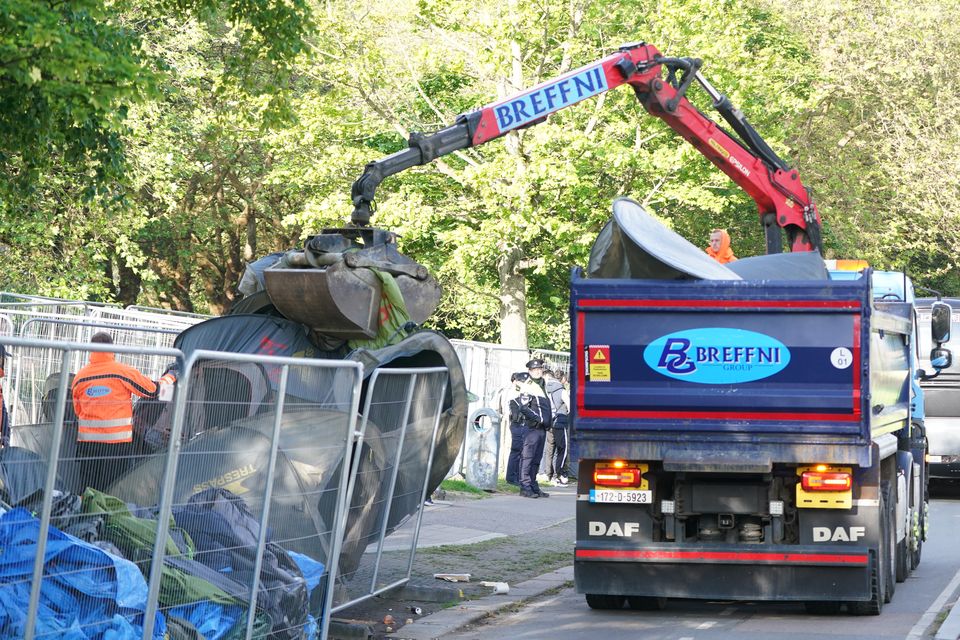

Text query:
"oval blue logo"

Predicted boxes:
[[643, 328, 791, 384], [85, 385, 112, 398]]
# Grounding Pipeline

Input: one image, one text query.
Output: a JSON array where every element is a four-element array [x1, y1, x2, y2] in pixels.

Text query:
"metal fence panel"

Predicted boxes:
[[0, 336, 362, 640], [448, 341, 569, 477], [9, 318, 181, 425], [328, 368, 449, 619]]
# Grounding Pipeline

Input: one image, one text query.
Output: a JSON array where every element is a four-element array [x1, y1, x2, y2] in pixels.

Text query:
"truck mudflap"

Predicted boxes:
[[575, 543, 871, 601]]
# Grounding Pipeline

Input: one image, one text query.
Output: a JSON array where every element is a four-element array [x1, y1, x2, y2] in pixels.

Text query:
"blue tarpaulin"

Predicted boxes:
[[0, 508, 165, 639]]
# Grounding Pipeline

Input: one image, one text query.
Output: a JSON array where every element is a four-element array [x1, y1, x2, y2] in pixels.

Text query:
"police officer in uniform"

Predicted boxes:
[[515, 359, 552, 498], [505, 371, 529, 485]]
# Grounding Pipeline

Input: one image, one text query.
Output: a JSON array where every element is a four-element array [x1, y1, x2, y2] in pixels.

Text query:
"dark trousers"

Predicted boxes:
[[520, 427, 546, 493], [76, 441, 132, 493], [544, 419, 568, 478], [506, 423, 527, 484]]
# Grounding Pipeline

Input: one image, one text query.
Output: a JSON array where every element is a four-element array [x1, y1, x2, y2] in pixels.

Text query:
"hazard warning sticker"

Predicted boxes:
[[588, 345, 611, 382]]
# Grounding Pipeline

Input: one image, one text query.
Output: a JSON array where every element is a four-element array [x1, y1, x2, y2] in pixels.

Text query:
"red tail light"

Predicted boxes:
[[594, 461, 643, 487], [801, 471, 852, 492]]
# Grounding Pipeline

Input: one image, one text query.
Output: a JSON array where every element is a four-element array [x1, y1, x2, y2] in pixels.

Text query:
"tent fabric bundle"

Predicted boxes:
[[172, 488, 313, 639], [0, 507, 166, 639], [0, 486, 327, 639]]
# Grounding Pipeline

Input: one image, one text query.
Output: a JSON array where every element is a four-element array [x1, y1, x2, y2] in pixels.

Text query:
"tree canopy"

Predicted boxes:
[[2, 0, 957, 348]]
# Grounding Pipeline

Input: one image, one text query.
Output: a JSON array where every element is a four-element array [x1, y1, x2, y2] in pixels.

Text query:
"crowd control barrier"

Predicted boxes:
[[327, 368, 450, 623], [0, 336, 363, 640]]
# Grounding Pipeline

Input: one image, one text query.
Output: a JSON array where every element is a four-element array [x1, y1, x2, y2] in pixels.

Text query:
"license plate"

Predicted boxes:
[[928, 455, 943, 463], [589, 489, 652, 504]]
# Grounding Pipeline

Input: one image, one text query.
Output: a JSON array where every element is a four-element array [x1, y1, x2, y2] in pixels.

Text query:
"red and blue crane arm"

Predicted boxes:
[[349, 42, 822, 254]]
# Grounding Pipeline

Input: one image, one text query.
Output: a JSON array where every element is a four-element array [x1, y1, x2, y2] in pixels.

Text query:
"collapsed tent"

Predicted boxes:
[[110, 324, 468, 576], [0, 507, 167, 639], [588, 197, 830, 281]]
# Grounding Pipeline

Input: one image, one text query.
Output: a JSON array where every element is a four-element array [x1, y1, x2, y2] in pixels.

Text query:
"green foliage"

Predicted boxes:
[[5, 0, 958, 348], [0, 0, 148, 208]]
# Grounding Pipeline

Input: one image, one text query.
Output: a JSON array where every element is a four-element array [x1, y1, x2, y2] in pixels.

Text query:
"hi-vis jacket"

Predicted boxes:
[[72, 352, 172, 444]]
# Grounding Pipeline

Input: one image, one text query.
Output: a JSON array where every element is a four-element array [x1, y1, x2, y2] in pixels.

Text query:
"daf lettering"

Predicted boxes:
[[812, 526, 865, 542], [589, 521, 641, 537]]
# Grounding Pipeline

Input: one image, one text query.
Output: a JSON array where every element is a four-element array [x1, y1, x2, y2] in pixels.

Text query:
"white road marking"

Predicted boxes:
[[906, 566, 960, 639], [697, 620, 716, 630]]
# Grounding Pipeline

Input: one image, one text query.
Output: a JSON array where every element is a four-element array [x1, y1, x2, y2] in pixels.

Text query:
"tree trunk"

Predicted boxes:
[[498, 242, 527, 348], [108, 254, 142, 307], [497, 3, 529, 349]]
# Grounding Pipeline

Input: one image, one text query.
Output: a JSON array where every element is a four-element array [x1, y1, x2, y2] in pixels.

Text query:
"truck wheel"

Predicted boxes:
[[626, 596, 667, 610], [586, 594, 625, 610], [882, 482, 896, 602], [911, 502, 925, 569], [848, 550, 883, 616], [849, 486, 888, 616], [896, 538, 909, 582]]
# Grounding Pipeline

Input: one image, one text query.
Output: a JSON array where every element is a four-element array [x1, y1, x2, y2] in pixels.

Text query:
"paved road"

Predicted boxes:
[[446, 488, 960, 640]]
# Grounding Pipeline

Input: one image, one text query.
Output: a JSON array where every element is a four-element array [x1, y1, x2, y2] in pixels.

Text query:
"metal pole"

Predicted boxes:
[[319, 364, 365, 640], [405, 374, 448, 578], [244, 365, 289, 638], [24, 350, 74, 640], [369, 373, 418, 591], [141, 353, 194, 640]]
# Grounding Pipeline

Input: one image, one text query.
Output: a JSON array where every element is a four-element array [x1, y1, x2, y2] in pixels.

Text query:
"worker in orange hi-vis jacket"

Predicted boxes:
[[72, 332, 177, 492], [705, 228, 738, 264]]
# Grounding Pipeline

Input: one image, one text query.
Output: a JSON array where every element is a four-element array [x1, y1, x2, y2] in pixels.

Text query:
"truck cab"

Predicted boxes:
[[915, 297, 960, 480]]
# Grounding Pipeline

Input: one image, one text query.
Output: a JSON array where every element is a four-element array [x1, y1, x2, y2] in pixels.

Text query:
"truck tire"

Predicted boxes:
[[882, 482, 896, 603], [627, 596, 667, 610], [586, 594, 625, 610], [911, 502, 926, 569], [849, 485, 889, 616], [896, 537, 909, 583]]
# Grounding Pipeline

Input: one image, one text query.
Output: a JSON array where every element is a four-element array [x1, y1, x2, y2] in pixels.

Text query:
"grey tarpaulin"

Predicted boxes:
[[588, 197, 828, 282], [726, 251, 829, 281], [588, 197, 740, 281]]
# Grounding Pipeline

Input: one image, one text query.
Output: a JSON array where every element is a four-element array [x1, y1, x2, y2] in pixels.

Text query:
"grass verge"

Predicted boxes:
[[440, 478, 486, 494]]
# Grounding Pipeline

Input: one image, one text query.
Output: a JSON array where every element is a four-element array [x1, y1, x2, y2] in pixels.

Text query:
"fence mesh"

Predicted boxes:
[[330, 368, 449, 614], [0, 338, 363, 640]]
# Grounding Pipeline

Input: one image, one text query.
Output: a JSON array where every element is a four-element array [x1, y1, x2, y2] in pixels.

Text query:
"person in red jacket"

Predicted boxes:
[[706, 228, 737, 264], [72, 332, 176, 492]]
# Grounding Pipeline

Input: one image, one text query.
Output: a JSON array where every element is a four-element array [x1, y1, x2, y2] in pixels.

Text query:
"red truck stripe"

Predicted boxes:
[[578, 408, 861, 422], [578, 299, 861, 309], [575, 549, 868, 565]]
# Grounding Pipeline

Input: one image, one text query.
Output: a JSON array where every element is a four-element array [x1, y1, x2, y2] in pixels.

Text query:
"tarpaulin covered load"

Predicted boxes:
[[0, 507, 166, 639], [588, 198, 828, 282], [116, 325, 468, 576]]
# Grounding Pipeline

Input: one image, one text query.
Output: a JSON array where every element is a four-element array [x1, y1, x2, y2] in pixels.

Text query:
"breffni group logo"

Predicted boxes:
[[643, 328, 791, 384]]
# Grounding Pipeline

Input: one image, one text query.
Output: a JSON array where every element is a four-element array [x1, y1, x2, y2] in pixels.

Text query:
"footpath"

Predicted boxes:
[[330, 484, 577, 639]]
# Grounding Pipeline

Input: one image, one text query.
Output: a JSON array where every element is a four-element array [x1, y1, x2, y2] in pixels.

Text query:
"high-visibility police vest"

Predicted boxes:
[[72, 352, 163, 444]]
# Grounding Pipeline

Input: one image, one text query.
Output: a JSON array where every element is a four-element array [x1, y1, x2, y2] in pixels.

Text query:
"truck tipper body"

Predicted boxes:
[[571, 268, 947, 614]]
